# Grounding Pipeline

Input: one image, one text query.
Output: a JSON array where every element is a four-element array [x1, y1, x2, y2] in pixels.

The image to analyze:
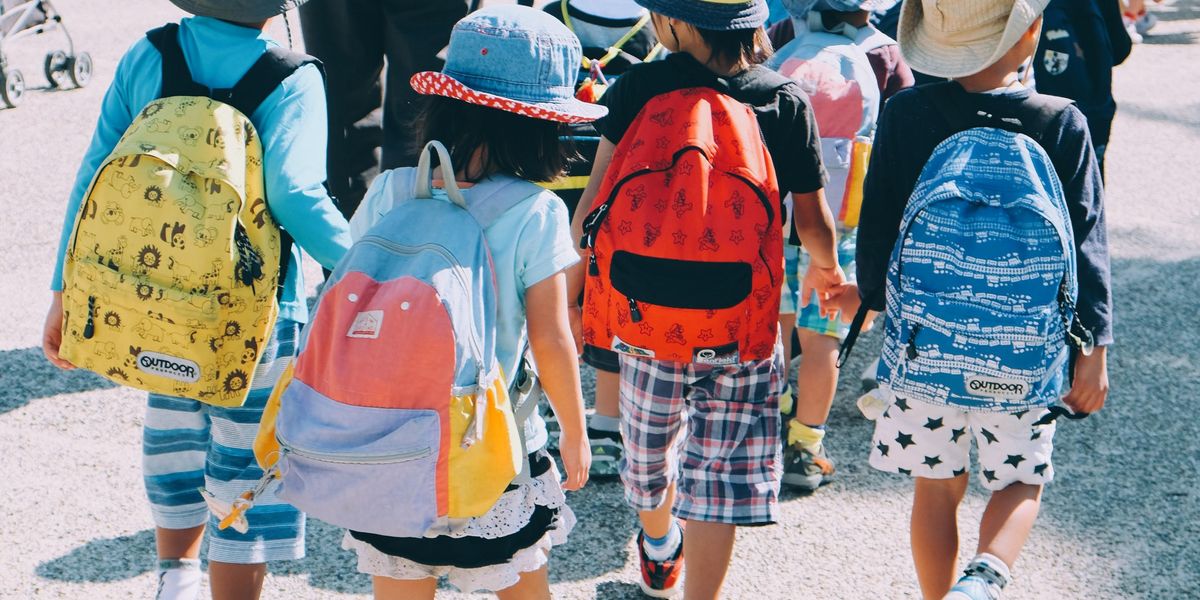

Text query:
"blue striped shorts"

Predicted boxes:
[[142, 318, 304, 564]]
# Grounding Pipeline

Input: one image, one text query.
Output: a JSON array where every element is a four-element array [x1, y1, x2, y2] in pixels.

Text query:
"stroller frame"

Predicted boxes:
[[0, 0, 91, 108]]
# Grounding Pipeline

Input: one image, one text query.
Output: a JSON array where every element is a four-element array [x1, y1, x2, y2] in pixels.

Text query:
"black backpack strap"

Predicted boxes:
[[920, 82, 1074, 146], [222, 47, 322, 118], [146, 24, 207, 98]]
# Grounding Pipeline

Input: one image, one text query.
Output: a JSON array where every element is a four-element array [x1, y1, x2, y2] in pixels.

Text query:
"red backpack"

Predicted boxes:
[[581, 87, 782, 364]]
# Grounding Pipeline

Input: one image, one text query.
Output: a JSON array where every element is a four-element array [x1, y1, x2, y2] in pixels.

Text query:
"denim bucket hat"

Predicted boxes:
[[410, 5, 607, 124], [168, 0, 307, 21], [634, 0, 768, 31]]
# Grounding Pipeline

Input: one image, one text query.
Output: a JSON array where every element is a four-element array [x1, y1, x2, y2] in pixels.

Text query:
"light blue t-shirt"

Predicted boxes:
[[51, 16, 351, 324], [350, 168, 581, 450]]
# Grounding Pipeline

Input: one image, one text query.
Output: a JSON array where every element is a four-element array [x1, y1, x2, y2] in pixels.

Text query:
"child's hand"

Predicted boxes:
[[42, 293, 73, 370], [800, 264, 849, 319], [1063, 346, 1108, 414], [558, 429, 592, 492]]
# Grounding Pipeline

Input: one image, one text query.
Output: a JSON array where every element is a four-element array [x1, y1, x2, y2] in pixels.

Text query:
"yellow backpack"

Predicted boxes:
[[58, 25, 315, 407]]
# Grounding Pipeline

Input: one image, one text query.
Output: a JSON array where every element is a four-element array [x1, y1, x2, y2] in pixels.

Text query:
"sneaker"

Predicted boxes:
[[782, 442, 835, 491], [636, 529, 684, 598], [943, 575, 1002, 600], [1124, 17, 1144, 43], [588, 426, 623, 479], [1135, 12, 1158, 35]]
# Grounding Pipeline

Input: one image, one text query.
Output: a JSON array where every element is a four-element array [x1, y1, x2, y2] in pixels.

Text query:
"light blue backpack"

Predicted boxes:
[[873, 121, 1093, 412], [266, 142, 544, 537]]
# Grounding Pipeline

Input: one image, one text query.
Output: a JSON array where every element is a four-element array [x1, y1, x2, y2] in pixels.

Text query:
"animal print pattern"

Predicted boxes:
[[59, 95, 282, 408]]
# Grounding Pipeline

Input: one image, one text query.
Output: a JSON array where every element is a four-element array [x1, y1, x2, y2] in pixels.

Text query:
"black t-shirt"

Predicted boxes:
[[595, 52, 828, 196], [857, 82, 1113, 346]]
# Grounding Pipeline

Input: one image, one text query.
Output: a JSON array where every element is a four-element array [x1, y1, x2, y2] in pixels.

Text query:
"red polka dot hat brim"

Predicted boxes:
[[411, 71, 608, 124]]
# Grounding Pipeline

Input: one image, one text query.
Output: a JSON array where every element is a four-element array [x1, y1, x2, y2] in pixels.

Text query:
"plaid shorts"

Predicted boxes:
[[617, 342, 785, 525]]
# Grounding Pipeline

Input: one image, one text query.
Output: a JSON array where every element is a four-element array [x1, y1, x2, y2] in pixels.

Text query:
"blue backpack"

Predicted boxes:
[[846, 87, 1094, 411]]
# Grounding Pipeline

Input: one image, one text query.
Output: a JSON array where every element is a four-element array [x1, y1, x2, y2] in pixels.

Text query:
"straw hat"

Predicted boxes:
[[898, 0, 1048, 78], [168, 0, 307, 22]]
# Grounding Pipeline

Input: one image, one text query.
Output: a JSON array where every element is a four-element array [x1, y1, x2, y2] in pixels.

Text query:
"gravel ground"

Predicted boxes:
[[1, 1, 1197, 598]]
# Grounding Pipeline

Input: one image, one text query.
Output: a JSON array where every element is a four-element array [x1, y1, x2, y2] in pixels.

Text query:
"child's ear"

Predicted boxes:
[[1025, 15, 1044, 41]]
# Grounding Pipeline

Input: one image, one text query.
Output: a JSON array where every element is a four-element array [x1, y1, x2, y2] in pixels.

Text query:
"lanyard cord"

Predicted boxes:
[[561, 0, 663, 69]]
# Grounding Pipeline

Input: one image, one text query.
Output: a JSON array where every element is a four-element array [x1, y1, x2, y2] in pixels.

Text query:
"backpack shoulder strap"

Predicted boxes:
[[464, 176, 548, 229], [919, 82, 1074, 146], [146, 23, 206, 99], [224, 47, 322, 118]]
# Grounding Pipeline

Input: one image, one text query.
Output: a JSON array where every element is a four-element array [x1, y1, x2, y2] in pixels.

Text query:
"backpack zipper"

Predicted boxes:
[[905, 323, 923, 360], [278, 433, 432, 466], [83, 295, 96, 339], [627, 298, 644, 323], [357, 236, 486, 363]]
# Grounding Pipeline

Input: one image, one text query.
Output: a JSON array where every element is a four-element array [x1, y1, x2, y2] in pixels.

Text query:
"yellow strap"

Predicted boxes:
[[564, 1, 655, 70], [538, 175, 590, 191]]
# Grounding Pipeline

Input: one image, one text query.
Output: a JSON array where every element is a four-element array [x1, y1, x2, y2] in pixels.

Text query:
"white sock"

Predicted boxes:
[[966, 553, 1011, 589], [589, 414, 620, 433], [642, 522, 682, 561], [155, 559, 202, 600]]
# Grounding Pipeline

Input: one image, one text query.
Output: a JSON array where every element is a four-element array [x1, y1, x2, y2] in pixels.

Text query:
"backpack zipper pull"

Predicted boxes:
[[83, 295, 96, 340], [628, 298, 643, 323], [905, 324, 923, 360], [461, 370, 489, 449], [588, 254, 599, 276]]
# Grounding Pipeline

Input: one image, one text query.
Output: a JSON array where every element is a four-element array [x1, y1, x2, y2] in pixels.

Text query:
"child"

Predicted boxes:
[[546, 0, 661, 480], [338, 6, 595, 598], [40, 1, 351, 598], [767, 0, 915, 101], [571, 0, 846, 596], [855, 0, 1112, 597], [769, 0, 912, 492]]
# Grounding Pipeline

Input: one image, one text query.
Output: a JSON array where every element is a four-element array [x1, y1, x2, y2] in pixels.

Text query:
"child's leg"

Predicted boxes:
[[867, 398, 973, 597], [978, 483, 1043, 565], [617, 356, 687, 532], [675, 345, 785, 596], [912, 475, 970, 598], [372, 576, 437, 600], [682, 520, 736, 598], [792, 330, 839, 427], [203, 321, 306, 599], [586, 349, 623, 478], [143, 394, 211, 600], [495, 565, 551, 600]]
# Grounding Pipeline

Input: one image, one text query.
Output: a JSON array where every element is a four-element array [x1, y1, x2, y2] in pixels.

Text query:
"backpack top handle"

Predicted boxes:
[[414, 140, 468, 209]]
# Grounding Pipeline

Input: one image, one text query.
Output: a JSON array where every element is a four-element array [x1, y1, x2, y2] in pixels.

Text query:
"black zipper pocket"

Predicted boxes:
[[611, 251, 752, 310]]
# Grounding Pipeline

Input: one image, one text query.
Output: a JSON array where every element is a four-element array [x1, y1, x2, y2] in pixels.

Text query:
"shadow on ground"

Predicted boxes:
[[0, 346, 115, 414]]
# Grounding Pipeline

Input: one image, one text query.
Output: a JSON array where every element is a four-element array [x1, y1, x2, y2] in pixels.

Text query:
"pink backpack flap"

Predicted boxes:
[[274, 141, 545, 537], [768, 14, 881, 222]]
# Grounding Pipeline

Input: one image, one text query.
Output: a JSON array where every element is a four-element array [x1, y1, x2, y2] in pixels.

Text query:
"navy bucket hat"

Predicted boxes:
[[634, 0, 769, 31]]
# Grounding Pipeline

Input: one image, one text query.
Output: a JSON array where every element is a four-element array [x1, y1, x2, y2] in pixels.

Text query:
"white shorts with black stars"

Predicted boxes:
[[868, 395, 1057, 491]]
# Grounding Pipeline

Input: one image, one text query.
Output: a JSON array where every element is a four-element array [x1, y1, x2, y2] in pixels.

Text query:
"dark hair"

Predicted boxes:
[[411, 96, 574, 183], [695, 26, 774, 67]]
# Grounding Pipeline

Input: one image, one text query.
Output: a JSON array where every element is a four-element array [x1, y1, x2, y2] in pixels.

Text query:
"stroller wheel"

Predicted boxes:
[[68, 53, 93, 88], [44, 50, 70, 88], [1, 70, 25, 108]]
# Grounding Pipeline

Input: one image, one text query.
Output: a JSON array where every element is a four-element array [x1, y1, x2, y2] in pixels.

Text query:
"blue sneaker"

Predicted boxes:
[[943, 555, 1009, 600]]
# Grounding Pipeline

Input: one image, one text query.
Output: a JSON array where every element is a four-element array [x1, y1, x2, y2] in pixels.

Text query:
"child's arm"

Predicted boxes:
[[855, 101, 906, 312], [793, 189, 849, 318], [566, 136, 617, 351], [45, 40, 150, 369], [526, 272, 591, 491], [255, 64, 352, 270]]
